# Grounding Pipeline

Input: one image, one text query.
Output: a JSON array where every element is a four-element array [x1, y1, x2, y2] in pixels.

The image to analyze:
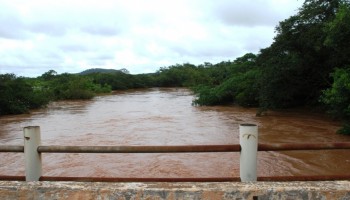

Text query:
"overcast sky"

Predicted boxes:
[[0, 0, 303, 77]]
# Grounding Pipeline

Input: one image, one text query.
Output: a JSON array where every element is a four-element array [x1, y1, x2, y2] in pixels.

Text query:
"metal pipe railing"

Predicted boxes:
[[0, 145, 24, 152], [39, 176, 241, 182], [258, 142, 350, 151], [37, 145, 241, 153], [1, 125, 350, 182], [2, 175, 350, 182], [3, 142, 350, 154], [38, 175, 350, 182]]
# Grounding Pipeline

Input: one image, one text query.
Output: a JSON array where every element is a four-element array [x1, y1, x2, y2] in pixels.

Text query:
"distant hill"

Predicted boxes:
[[79, 68, 129, 75]]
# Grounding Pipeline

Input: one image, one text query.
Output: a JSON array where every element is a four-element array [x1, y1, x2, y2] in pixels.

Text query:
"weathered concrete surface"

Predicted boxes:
[[0, 181, 349, 200]]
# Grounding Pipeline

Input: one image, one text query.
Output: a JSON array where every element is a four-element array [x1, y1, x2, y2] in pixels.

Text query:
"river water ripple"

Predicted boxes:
[[1, 88, 349, 178]]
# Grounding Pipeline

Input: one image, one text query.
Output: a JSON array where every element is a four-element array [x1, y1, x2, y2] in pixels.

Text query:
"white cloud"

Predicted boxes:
[[0, 0, 303, 77]]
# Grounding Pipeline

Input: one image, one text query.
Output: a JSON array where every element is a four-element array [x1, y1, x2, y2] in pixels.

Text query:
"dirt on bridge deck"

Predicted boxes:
[[0, 181, 350, 200]]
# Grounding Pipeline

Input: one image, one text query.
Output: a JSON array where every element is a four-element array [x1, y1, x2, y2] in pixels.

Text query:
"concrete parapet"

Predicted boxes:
[[0, 181, 349, 200]]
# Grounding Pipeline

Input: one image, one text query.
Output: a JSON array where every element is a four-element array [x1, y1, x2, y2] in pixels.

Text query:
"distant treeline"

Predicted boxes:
[[1, 0, 350, 134]]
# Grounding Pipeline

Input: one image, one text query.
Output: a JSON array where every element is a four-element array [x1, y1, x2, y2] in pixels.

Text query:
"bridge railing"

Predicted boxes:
[[1, 125, 350, 182]]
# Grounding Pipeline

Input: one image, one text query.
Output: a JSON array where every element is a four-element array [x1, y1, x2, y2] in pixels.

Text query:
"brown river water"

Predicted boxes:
[[1, 88, 350, 178]]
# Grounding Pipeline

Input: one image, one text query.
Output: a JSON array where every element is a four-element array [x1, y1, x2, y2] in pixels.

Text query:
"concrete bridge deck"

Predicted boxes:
[[1, 181, 349, 199]]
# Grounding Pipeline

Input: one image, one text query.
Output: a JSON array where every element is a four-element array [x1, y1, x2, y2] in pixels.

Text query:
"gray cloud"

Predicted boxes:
[[28, 22, 68, 37], [0, 0, 303, 77], [170, 41, 241, 59], [59, 44, 91, 52], [0, 9, 27, 39], [213, 1, 279, 26], [81, 26, 121, 36], [93, 54, 115, 61]]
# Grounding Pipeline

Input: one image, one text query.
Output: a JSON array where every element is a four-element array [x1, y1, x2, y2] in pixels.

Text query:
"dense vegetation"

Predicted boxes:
[[0, 74, 51, 114], [1, 0, 349, 134], [0, 70, 111, 115], [194, 0, 350, 134]]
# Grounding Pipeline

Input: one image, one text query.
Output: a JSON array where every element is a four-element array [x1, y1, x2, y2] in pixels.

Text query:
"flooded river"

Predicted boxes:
[[1, 88, 350, 178]]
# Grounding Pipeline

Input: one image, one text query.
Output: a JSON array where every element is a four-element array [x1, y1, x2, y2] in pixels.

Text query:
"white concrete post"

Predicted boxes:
[[23, 126, 42, 181], [239, 124, 258, 182]]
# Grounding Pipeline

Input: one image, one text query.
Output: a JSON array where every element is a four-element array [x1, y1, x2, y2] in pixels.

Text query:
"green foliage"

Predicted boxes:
[[88, 71, 150, 90], [336, 123, 350, 135], [321, 68, 350, 118], [153, 63, 207, 87], [192, 85, 221, 106], [45, 73, 111, 100], [54, 76, 95, 100], [0, 71, 114, 115], [321, 68, 350, 134], [324, 3, 350, 67], [191, 0, 350, 136], [258, 49, 308, 109], [193, 53, 260, 107], [0, 74, 50, 115], [40, 70, 57, 81], [256, 0, 349, 109], [2, 0, 350, 136]]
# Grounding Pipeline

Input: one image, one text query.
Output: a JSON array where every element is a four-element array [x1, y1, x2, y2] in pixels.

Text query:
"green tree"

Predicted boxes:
[[40, 69, 57, 81], [324, 3, 350, 67], [0, 74, 50, 115], [258, 0, 347, 109], [153, 63, 208, 87], [321, 68, 350, 134], [49, 74, 96, 100], [193, 53, 260, 107]]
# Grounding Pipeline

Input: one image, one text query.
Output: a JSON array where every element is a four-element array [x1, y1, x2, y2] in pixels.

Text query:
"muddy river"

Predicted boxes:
[[1, 88, 349, 178]]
